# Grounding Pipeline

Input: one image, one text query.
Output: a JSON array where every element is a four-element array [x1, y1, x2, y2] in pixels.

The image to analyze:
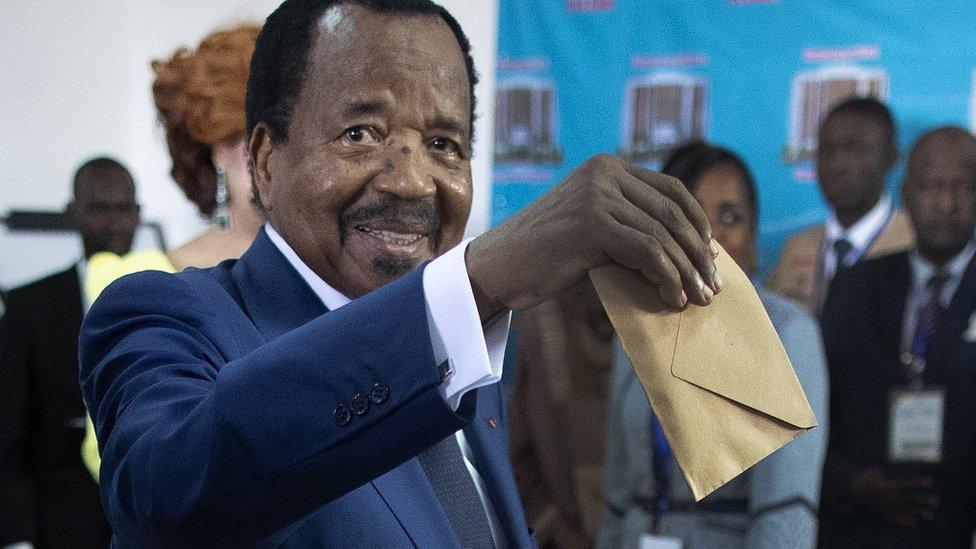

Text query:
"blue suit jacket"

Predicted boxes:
[[79, 229, 534, 547]]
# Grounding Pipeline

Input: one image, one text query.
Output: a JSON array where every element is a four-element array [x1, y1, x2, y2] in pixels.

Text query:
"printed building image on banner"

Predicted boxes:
[[619, 72, 708, 165], [495, 0, 976, 274], [785, 65, 889, 163], [494, 76, 563, 165]]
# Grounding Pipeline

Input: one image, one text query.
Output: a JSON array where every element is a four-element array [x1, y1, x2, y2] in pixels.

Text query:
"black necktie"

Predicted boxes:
[[417, 434, 496, 548], [833, 238, 854, 272]]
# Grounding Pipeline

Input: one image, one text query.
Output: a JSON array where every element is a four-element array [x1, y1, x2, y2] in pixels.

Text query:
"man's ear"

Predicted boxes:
[[248, 122, 275, 212]]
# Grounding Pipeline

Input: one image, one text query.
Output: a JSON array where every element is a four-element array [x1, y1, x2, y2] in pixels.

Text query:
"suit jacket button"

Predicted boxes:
[[370, 383, 390, 404], [351, 394, 370, 416], [334, 404, 352, 426]]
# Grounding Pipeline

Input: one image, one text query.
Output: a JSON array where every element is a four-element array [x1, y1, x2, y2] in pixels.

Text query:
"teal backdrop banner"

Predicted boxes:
[[492, 0, 976, 274]]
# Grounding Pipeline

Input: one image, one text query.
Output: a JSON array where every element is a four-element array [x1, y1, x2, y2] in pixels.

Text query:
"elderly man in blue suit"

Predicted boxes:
[[79, 0, 724, 546]]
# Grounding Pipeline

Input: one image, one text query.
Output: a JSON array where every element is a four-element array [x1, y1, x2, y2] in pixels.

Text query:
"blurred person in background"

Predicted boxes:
[[150, 23, 264, 270], [80, 22, 263, 480], [599, 142, 829, 549], [509, 277, 615, 548], [0, 157, 139, 548], [767, 98, 913, 315], [819, 126, 976, 548]]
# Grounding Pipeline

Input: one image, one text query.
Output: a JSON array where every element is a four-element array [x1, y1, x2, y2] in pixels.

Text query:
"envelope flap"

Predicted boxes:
[[669, 259, 817, 429], [592, 246, 818, 501]]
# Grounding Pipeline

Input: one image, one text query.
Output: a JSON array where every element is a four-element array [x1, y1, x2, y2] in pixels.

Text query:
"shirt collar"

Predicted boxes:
[[76, 256, 88, 287], [825, 195, 892, 250], [910, 239, 976, 301], [77, 257, 89, 313], [265, 223, 351, 311]]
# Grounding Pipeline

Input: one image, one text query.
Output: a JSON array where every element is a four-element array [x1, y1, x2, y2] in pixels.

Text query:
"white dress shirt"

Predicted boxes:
[[901, 240, 976, 351], [77, 258, 90, 314], [265, 224, 508, 547], [823, 196, 892, 280]]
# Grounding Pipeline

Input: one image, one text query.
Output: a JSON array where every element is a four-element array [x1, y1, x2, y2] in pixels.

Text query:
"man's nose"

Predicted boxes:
[[372, 140, 437, 199], [825, 151, 853, 172], [933, 186, 956, 213]]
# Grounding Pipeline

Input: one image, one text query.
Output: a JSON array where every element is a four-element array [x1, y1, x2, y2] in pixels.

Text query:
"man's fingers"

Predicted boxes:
[[617, 172, 720, 292], [612, 202, 714, 305], [604, 224, 687, 308], [620, 161, 714, 244]]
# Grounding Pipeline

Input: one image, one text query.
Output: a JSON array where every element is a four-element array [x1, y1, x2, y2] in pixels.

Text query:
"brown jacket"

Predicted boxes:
[[766, 208, 914, 314], [509, 280, 614, 549]]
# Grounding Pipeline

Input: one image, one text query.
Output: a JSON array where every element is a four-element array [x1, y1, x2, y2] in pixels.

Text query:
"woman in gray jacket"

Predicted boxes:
[[597, 142, 829, 549]]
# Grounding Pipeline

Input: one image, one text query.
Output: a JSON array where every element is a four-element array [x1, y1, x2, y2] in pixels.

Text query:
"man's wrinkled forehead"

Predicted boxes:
[[313, 5, 464, 71], [909, 138, 976, 175], [305, 4, 471, 132]]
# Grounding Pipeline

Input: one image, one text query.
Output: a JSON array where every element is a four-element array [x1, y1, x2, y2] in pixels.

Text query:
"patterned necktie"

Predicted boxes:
[[833, 238, 854, 272], [906, 271, 949, 382], [417, 435, 496, 548]]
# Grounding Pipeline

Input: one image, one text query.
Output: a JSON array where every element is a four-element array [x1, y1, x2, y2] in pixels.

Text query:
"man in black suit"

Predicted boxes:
[[819, 126, 976, 548], [0, 157, 139, 548]]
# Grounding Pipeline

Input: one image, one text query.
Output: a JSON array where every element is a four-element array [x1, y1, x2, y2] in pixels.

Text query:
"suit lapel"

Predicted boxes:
[[52, 266, 85, 391], [929, 252, 976, 364], [809, 227, 828, 313], [371, 461, 457, 548], [874, 254, 912, 369], [232, 228, 467, 545], [462, 384, 531, 546], [231, 228, 327, 340], [59, 265, 84, 339], [371, 384, 532, 548], [65, 265, 84, 323]]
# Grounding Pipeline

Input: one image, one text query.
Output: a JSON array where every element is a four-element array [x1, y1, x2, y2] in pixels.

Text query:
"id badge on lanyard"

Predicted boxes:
[[640, 535, 683, 549], [643, 415, 682, 547], [888, 354, 945, 464]]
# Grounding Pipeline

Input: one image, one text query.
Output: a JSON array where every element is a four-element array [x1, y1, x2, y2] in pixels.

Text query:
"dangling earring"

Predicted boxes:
[[213, 166, 230, 230]]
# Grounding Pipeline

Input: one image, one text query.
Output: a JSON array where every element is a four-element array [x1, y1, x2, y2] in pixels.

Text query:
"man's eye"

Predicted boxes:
[[347, 127, 365, 142], [344, 126, 373, 143], [720, 211, 744, 225], [431, 137, 460, 155]]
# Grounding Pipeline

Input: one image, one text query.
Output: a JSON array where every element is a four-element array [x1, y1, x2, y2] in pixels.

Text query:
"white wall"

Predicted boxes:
[[0, 0, 497, 289]]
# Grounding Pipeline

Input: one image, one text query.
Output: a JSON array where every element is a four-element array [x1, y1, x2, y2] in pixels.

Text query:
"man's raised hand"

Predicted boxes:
[[467, 154, 722, 320]]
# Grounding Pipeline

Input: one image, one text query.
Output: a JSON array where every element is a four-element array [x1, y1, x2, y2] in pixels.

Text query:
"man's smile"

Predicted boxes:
[[354, 222, 430, 254]]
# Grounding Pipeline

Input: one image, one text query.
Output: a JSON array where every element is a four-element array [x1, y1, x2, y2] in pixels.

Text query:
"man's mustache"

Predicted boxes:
[[340, 198, 441, 249]]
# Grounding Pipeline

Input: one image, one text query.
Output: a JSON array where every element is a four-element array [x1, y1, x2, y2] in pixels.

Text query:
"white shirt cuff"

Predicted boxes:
[[423, 238, 511, 410]]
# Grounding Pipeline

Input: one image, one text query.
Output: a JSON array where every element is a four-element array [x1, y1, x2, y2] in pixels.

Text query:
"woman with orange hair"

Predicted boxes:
[[83, 23, 263, 480], [151, 23, 264, 270]]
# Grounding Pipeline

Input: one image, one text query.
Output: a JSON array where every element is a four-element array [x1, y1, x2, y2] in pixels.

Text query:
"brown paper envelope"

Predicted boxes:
[[590, 245, 818, 500]]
